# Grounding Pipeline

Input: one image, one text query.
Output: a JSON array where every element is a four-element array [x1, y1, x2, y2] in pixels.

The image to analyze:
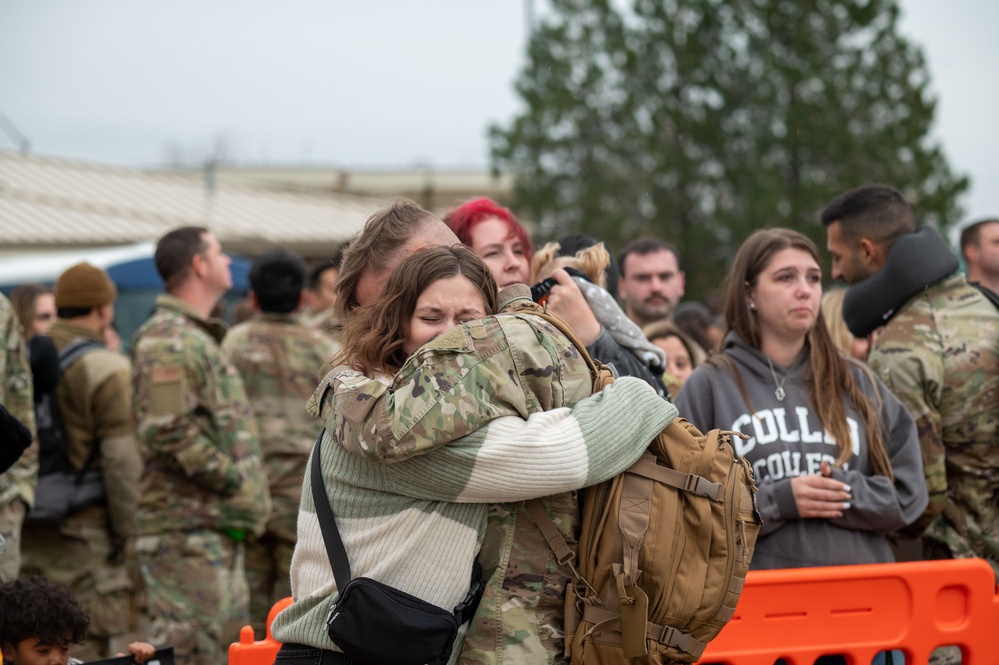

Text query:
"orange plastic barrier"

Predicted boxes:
[[697, 558, 999, 664], [231, 560, 999, 664], [227, 595, 292, 665]]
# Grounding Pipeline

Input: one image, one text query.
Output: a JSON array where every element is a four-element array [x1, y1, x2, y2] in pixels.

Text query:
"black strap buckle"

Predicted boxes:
[[452, 562, 484, 625]]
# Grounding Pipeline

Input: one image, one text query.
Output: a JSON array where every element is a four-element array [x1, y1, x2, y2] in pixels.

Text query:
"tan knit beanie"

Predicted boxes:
[[54, 262, 117, 308]]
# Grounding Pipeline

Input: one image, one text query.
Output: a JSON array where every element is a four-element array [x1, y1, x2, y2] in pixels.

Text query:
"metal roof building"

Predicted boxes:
[[0, 150, 384, 259], [213, 165, 514, 215]]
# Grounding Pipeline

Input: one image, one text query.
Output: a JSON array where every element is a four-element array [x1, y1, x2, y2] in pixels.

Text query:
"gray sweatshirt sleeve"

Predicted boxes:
[[826, 374, 929, 534], [672, 364, 715, 431], [754, 478, 797, 536]]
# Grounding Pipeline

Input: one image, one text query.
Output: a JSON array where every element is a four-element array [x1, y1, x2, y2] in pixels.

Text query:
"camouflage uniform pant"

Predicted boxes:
[[21, 514, 134, 661], [0, 499, 25, 582], [135, 530, 248, 665], [245, 533, 294, 637]]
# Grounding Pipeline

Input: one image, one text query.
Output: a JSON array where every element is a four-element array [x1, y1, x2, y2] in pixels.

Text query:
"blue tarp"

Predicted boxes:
[[0, 244, 253, 350], [104, 255, 251, 291]]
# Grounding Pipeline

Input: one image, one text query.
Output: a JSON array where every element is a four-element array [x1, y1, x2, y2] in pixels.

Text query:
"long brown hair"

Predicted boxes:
[[718, 228, 892, 478], [10, 284, 52, 340], [334, 245, 498, 375]]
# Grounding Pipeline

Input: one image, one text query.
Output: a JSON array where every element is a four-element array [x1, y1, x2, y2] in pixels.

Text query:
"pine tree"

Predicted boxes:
[[491, 0, 968, 297]]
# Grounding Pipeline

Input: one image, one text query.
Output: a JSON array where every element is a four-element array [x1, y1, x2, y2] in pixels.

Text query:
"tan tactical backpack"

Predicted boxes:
[[526, 306, 761, 664]]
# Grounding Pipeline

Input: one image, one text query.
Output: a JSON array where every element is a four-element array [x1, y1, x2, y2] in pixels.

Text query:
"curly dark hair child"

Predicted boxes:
[[0, 576, 89, 651]]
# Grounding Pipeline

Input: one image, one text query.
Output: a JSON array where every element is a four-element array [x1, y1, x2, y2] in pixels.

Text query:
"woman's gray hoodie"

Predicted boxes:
[[675, 332, 928, 570]]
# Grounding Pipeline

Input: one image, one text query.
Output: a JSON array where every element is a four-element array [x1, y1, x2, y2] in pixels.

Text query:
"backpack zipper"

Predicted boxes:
[[710, 437, 742, 624]]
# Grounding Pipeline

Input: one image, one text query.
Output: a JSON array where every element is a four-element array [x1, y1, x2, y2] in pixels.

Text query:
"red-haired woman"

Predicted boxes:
[[445, 198, 668, 396], [443, 197, 533, 289]]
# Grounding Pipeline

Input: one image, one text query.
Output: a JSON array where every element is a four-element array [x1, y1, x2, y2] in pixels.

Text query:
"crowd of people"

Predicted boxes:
[[0, 185, 996, 665]]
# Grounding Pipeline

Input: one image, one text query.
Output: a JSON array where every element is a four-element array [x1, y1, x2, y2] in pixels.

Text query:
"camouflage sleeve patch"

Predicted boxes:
[[149, 365, 185, 416], [327, 316, 544, 463]]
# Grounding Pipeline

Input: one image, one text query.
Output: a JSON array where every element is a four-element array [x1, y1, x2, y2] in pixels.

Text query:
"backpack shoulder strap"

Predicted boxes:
[[58, 337, 103, 372], [970, 280, 999, 312], [525, 498, 575, 565], [45, 337, 105, 477]]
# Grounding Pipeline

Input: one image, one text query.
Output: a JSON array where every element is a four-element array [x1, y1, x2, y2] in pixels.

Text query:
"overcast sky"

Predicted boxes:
[[1, 1, 995, 226]]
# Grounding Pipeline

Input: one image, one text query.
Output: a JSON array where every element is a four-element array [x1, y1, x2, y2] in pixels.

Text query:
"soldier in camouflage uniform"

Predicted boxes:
[[0, 291, 35, 582], [304, 245, 349, 341], [222, 249, 338, 635], [20, 263, 141, 660], [131, 227, 271, 665], [273, 201, 673, 665], [824, 185, 999, 585]]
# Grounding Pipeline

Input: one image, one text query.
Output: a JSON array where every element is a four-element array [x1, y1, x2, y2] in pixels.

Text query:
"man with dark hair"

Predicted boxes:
[[305, 243, 350, 339], [959, 217, 999, 294], [0, 292, 34, 583], [304, 244, 348, 316], [822, 184, 917, 284], [248, 249, 307, 314], [304, 261, 337, 314], [152, 225, 211, 291], [222, 249, 338, 636], [822, 184, 999, 583], [20, 263, 140, 660], [131, 226, 270, 665], [617, 237, 686, 326]]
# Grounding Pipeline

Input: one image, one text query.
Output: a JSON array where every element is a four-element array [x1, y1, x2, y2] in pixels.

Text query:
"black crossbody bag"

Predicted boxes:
[[310, 431, 484, 665]]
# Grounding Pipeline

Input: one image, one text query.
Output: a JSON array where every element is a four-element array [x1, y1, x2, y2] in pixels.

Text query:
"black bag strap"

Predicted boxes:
[[310, 430, 352, 589], [970, 280, 999, 312], [309, 429, 484, 623]]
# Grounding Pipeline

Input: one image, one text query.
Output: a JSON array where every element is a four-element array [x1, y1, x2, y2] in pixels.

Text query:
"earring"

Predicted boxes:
[[748, 302, 756, 310]]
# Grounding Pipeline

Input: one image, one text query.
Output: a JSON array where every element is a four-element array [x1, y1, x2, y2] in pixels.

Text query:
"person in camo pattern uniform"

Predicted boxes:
[[823, 185, 999, 586], [222, 249, 338, 636], [271, 200, 676, 665], [0, 291, 35, 583], [131, 226, 271, 665]]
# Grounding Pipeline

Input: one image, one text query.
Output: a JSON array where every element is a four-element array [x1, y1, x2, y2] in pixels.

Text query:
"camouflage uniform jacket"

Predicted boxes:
[[131, 295, 270, 536], [867, 274, 999, 578], [306, 306, 344, 343], [222, 312, 338, 542], [48, 321, 141, 539], [0, 292, 36, 509], [271, 287, 677, 664]]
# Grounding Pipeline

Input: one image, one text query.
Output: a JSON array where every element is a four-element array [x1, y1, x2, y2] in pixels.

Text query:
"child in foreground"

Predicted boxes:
[[0, 577, 155, 665]]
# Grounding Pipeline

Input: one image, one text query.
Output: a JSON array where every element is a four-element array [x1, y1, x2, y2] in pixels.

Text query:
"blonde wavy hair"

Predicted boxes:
[[530, 241, 609, 287]]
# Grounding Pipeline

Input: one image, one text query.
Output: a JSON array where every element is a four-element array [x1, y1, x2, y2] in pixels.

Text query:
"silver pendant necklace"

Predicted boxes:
[[767, 357, 787, 401]]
